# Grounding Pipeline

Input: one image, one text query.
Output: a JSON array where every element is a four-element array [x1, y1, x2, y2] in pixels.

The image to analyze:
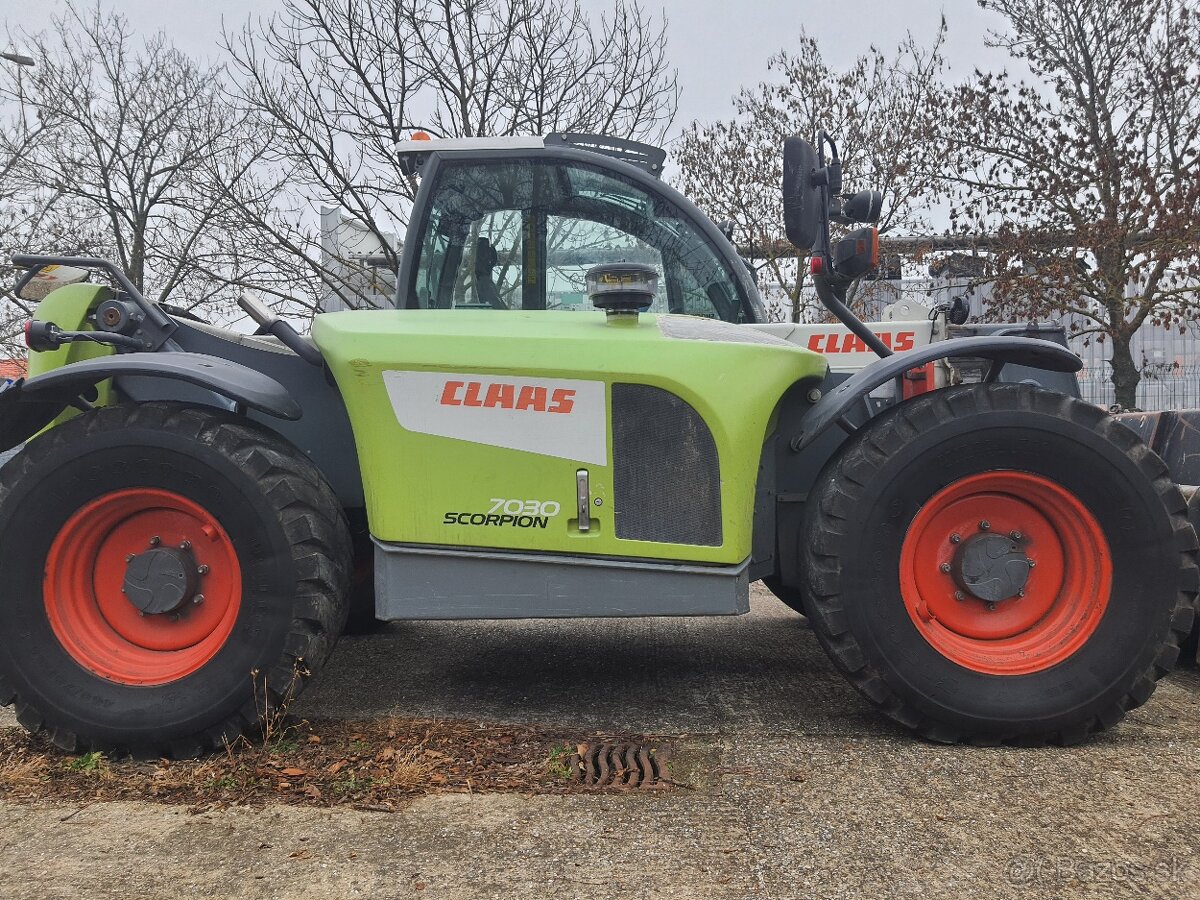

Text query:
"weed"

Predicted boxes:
[[331, 773, 374, 796], [205, 774, 241, 792], [546, 744, 574, 781], [65, 751, 104, 773]]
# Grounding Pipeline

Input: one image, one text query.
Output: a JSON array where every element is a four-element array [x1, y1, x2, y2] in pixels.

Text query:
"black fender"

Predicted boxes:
[[791, 336, 1082, 452], [1111, 409, 1200, 486], [0, 352, 301, 452]]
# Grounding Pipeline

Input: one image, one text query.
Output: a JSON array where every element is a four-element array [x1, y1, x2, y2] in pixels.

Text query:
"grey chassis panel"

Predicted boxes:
[[790, 335, 1082, 452], [119, 320, 365, 508], [19, 352, 301, 420], [374, 541, 751, 620]]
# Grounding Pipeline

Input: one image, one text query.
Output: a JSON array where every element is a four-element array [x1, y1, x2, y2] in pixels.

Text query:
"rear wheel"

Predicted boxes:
[[0, 403, 351, 757], [801, 384, 1197, 745]]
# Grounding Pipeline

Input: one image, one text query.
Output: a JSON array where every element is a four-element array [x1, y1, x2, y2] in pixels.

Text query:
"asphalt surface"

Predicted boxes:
[[0, 584, 1197, 899]]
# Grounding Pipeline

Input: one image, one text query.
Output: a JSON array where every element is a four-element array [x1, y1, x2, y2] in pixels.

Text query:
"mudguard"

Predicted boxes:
[[0, 352, 301, 452], [790, 336, 1082, 451], [1112, 409, 1200, 486]]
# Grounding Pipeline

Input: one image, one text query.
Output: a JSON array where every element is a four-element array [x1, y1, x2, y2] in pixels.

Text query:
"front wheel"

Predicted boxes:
[[801, 384, 1197, 745], [0, 403, 351, 757]]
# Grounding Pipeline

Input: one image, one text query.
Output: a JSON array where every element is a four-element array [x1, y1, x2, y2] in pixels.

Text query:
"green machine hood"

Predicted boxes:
[[314, 310, 826, 565]]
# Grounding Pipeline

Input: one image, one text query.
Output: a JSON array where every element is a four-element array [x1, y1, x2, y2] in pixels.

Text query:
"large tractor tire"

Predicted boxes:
[[801, 383, 1197, 745], [0, 403, 351, 757]]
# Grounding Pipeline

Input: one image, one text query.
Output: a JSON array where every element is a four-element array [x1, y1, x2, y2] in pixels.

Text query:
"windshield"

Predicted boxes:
[[407, 157, 749, 322]]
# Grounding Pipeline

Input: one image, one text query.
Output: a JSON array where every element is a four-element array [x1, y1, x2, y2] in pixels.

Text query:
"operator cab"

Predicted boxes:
[[394, 134, 765, 323]]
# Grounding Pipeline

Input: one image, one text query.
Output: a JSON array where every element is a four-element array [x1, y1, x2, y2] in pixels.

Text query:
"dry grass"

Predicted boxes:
[[0, 718, 667, 812]]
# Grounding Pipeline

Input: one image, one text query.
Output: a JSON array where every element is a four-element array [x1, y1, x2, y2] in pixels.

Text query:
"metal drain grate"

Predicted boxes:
[[568, 743, 671, 789]]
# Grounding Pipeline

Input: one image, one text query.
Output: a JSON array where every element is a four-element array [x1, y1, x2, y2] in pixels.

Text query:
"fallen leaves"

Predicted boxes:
[[0, 720, 670, 811]]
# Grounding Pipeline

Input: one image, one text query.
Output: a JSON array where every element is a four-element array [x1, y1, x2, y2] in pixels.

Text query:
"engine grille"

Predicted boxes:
[[611, 383, 722, 546]]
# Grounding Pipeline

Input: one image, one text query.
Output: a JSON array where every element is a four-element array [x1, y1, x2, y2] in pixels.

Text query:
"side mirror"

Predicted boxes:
[[782, 137, 820, 252], [15, 263, 89, 301], [832, 190, 883, 225], [831, 227, 879, 279]]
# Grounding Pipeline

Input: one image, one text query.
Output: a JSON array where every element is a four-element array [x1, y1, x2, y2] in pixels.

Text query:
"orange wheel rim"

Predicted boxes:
[[44, 488, 242, 686], [899, 471, 1111, 675]]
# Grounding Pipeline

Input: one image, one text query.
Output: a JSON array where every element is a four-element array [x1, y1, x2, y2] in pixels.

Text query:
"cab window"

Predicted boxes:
[[408, 158, 747, 322]]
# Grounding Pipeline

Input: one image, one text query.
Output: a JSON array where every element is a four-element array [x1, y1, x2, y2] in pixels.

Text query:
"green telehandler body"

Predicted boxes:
[[0, 131, 1192, 756]]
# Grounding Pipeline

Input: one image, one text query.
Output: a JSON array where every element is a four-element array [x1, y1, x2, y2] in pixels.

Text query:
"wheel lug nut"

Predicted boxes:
[[1017, 589, 1025, 597], [125, 554, 135, 563], [1009, 530, 1022, 540], [954, 591, 965, 601], [950, 533, 961, 544], [193, 594, 205, 605], [979, 520, 990, 531], [149, 536, 160, 546], [1028, 560, 1036, 568], [987, 602, 997, 611], [180, 540, 191, 551], [939, 563, 951, 574], [197, 565, 209, 576]]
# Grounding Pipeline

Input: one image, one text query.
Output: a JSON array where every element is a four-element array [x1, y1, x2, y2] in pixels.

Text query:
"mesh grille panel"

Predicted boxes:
[[611, 383, 722, 546]]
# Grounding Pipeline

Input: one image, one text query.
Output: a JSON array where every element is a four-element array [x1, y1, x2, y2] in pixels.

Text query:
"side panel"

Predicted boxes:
[[374, 541, 750, 619], [315, 310, 827, 566]]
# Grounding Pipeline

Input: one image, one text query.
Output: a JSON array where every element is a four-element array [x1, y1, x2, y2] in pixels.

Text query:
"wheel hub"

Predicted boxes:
[[123, 545, 200, 615], [44, 488, 242, 685], [898, 470, 1112, 675], [951, 533, 1032, 603]]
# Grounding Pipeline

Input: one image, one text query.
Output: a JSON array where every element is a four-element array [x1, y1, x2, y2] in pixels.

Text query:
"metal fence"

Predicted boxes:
[[1078, 363, 1200, 411]]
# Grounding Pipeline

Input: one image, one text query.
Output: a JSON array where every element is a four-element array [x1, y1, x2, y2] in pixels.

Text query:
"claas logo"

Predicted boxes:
[[439, 380, 576, 414], [807, 331, 916, 353]]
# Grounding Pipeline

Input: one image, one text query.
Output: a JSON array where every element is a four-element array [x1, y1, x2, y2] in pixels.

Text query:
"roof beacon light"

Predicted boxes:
[[585, 262, 658, 323]]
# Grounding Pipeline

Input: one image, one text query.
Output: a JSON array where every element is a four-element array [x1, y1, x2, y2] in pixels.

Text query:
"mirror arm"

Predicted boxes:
[[807, 132, 891, 360], [812, 273, 893, 358]]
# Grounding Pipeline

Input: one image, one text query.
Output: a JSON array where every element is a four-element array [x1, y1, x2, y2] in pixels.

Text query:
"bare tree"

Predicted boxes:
[[221, 0, 679, 312], [943, 0, 1200, 408], [0, 60, 60, 359], [675, 25, 948, 322], [0, 3, 270, 328]]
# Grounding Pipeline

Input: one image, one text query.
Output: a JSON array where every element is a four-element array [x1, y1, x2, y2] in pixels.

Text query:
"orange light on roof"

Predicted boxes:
[[411, 131, 432, 141]]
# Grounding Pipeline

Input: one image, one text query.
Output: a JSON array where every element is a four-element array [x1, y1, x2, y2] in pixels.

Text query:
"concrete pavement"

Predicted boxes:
[[0, 584, 1197, 898]]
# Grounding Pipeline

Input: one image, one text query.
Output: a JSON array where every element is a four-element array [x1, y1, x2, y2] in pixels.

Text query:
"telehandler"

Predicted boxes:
[[0, 131, 1192, 756]]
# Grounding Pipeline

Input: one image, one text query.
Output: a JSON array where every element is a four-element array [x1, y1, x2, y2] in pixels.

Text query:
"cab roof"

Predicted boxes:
[[394, 132, 666, 177]]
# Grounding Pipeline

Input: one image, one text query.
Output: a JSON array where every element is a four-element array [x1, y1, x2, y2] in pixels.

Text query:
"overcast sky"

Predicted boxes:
[[3, 0, 1021, 141]]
